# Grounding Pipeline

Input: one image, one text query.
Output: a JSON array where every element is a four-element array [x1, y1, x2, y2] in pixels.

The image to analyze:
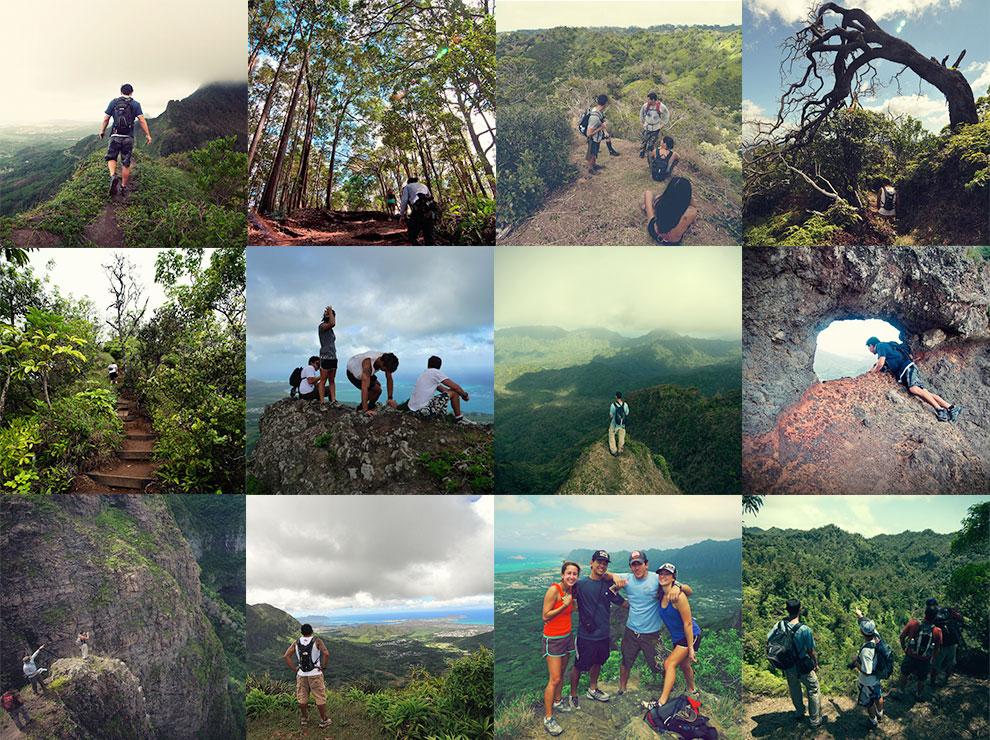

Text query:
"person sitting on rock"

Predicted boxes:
[[1, 687, 31, 730], [648, 136, 680, 183], [643, 177, 698, 245], [865, 337, 959, 421], [346, 351, 399, 416], [608, 392, 629, 456], [284, 624, 331, 729], [22, 645, 46, 695], [297, 357, 321, 401], [77, 630, 91, 659], [408, 355, 477, 425]]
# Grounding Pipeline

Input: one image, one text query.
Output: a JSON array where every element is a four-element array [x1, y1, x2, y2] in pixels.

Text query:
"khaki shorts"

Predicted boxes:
[[296, 673, 327, 705], [620, 627, 665, 672]]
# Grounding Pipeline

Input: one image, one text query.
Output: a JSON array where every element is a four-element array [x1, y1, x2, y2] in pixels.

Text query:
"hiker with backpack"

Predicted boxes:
[[653, 563, 702, 707], [1, 688, 31, 730], [766, 598, 822, 728], [317, 306, 339, 409], [894, 605, 942, 702], [399, 177, 438, 245], [928, 597, 965, 686], [865, 337, 960, 421], [639, 93, 670, 159], [108, 362, 119, 384], [98, 84, 152, 198], [643, 177, 698, 245], [849, 608, 891, 729], [876, 178, 898, 221], [608, 392, 629, 456], [408, 355, 477, 425], [583, 94, 620, 175], [385, 189, 397, 219], [541, 561, 580, 736], [283, 624, 331, 729], [648, 136, 680, 183], [21, 645, 46, 695], [296, 357, 322, 401], [77, 630, 91, 659], [346, 351, 399, 415]]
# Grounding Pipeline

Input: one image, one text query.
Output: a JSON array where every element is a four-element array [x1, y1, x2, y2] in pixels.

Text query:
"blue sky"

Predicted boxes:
[[744, 0, 990, 139], [246, 246, 494, 392], [496, 495, 741, 552], [743, 495, 989, 538]]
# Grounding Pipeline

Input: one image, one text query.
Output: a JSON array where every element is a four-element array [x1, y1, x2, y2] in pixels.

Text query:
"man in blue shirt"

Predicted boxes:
[[768, 599, 821, 728], [567, 550, 626, 707], [866, 337, 958, 421], [99, 84, 152, 197]]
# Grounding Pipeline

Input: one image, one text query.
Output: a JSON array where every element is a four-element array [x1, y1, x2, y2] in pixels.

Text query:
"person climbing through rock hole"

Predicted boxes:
[[864, 337, 960, 421], [643, 177, 697, 245]]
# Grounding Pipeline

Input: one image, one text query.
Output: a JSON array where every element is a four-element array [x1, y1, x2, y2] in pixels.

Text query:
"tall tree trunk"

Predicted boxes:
[[324, 99, 351, 209], [453, 87, 495, 185], [291, 63, 326, 211]]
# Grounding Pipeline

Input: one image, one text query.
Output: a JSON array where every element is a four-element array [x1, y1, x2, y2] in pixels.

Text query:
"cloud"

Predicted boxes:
[[496, 495, 534, 515], [746, 0, 961, 25], [968, 61, 990, 95], [859, 93, 949, 131]]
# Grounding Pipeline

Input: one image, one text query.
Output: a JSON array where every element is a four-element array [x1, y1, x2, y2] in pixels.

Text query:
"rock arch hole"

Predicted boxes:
[[814, 318, 901, 381]]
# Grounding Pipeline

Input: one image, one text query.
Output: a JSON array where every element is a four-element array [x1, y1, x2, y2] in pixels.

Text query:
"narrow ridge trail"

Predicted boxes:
[[70, 394, 160, 493], [82, 200, 125, 248], [503, 135, 740, 246], [249, 209, 411, 245]]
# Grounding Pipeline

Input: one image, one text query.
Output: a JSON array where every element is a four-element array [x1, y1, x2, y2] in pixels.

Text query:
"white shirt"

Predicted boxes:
[[108, 364, 118, 373], [346, 351, 384, 380], [399, 183, 431, 216], [409, 368, 449, 411], [300, 364, 318, 393]]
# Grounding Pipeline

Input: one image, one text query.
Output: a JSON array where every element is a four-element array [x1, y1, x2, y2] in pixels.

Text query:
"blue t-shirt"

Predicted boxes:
[[105, 97, 144, 136], [617, 571, 662, 633], [875, 342, 911, 378], [574, 576, 625, 640], [767, 620, 815, 660]]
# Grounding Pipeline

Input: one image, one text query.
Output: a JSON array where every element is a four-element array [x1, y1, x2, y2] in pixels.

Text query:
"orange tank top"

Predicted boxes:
[[543, 582, 574, 638]]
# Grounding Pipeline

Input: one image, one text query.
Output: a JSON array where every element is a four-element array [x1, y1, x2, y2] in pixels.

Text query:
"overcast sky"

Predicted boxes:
[[497, 0, 741, 31], [1, 0, 245, 124], [246, 247, 494, 384], [495, 246, 741, 338], [496, 495, 740, 552], [247, 496, 494, 615], [743, 495, 989, 538], [744, 0, 990, 139]]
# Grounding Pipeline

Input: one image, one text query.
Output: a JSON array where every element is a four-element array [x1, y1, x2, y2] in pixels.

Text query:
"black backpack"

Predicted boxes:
[[112, 97, 136, 136], [578, 108, 592, 137], [289, 367, 303, 397], [411, 192, 438, 221], [644, 694, 718, 739], [612, 402, 626, 427], [767, 620, 800, 671], [934, 607, 965, 648], [296, 638, 319, 672], [907, 623, 936, 659], [651, 150, 672, 182]]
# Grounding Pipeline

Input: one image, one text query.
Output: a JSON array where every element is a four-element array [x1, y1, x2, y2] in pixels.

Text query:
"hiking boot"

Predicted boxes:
[[543, 716, 564, 736], [936, 408, 950, 422], [109, 175, 120, 196], [455, 415, 478, 425], [948, 404, 961, 421], [553, 699, 573, 713], [586, 687, 610, 702], [639, 151, 646, 158], [319, 718, 332, 728], [608, 149, 620, 156], [301, 718, 308, 726], [876, 710, 884, 724]]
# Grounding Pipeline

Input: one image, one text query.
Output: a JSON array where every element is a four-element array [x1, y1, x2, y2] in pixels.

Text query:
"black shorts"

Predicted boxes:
[[573, 636, 610, 671], [299, 390, 318, 401], [587, 139, 601, 158], [320, 358, 337, 371], [105, 136, 134, 167], [108, 372, 118, 380], [901, 654, 930, 680], [674, 632, 702, 652], [346, 369, 380, 391]]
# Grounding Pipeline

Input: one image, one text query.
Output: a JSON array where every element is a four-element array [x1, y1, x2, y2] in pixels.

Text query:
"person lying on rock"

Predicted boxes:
[[298, 357, 322, 401], [408, 355, 477, 425], [865, 337, 960, 422], [346, 351, 399, 416]]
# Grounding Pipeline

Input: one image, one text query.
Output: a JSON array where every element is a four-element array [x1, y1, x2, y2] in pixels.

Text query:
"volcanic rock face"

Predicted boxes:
[[49, 656, 156, 740], [249, 399, 494, 494], [743, 246, 990, 493], [0, 495, 235, 740]]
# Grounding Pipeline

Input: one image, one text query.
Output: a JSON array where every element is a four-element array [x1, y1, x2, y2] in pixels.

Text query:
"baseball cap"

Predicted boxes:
[[592, 549, 611, 563], [656, 562, 677, 578], [859, 618, 876, 636], [629, 550, 647, 565]]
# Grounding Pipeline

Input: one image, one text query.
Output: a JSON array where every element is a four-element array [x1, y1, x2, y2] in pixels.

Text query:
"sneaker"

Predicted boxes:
[[876, 710, 883, 724], [639, 152, 646, 158], [544, 717, 564, 736], [569, 695, 579, 710], [119, 186, 127, 196], [328, 400, 343, 409], [301, 718, 308, 726], [319, 718, 332, 728], [608, 149, 621, 156], [641, 699, 658, 711], [936, 408, 950, 422], [616, 690, 625, 696], [109, 175, 120, 196], [948, 404, 961, 421], [553, 699, 574, 713], [586, 687, 610, 702], [455, 415, 478, 425]]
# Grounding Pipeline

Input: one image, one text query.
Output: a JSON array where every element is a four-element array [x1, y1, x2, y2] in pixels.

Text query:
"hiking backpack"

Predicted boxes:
[[862, 637, 894, 680], [651, 150, 672, 182], [612, 402, 626, 427], [644, 694, 718, 739], [578, 108, 592, 137], [907, 623, 936, 659], [411, 192, 439, 221], [2, 691, 22, 711], [112, 97, 136, 136], [296, 638, 319, 672], [766, 620, 800, 671], [289, 367, 303, 397], [880, 186, 896, 211], [934, 607, 965, 648]]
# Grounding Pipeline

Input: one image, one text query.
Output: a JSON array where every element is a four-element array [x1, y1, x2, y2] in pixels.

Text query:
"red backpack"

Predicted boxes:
[[2, 690, 22, 710]]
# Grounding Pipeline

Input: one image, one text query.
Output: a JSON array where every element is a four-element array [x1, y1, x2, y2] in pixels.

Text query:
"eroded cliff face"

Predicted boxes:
[[743, 247, 990, 494], [49, 656, 156, 740], [0, 495, 235, 740], [249, 399, 494, 494]]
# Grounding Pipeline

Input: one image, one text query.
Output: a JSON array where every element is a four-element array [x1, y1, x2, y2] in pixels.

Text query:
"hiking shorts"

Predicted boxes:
[[900, 364, 925, 389], [573, 636, 610, 671], [320, 358, 337, 371], [620, 628, 665, 672], [674, 632, 702, 652], [901, 654, 930, 680], [296, 674, 326, 705], [587, 139, 601, 159], [857, 681, 881, 707], [412, 393, 449, 419], [105, 135, 134, 167], [931, 644, 956, 672], [346, 369, 380, 392], [109, 372, 117, 381], [542, 633, 574, 658]]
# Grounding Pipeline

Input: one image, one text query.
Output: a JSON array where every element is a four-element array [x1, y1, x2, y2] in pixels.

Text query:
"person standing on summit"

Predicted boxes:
[[608, 392, 629, 456], [99, 84, 152, 198]]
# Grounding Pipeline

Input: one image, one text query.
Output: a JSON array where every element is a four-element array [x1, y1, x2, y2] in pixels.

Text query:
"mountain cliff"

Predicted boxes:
[[743, 246, 990, 494], [0, 495, 237, 740], [248, 399, 493, 494]]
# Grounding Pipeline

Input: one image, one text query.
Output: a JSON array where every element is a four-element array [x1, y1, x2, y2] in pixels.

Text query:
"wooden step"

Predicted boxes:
[[87, 472, 154, 490], [118, 450, 153, 461], [126, 433, 155, 441]]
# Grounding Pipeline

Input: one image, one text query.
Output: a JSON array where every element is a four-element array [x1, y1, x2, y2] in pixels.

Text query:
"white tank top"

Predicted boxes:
[[295, 635, 323, 677]]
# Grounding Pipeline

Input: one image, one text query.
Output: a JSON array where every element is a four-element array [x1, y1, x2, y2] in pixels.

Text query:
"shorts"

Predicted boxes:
[[587, 139, 601, 158], [320, 358, 337, 371], [105, 136, 134, 167], [931, 643, 957, 672], [901, 654, 930, 680], [347, 369, 380, 391], [857, 681, 882, 707], [674, 632, 702, 652], [296, 673, 326, 705], [109, 372, 118, 380], [412, 393, 449, 419], [573, 636, 610, 671], [543, 633, 574, 658], [620, 628, 664, 672], [299, 389, 318, 401], [900, 364, 925, 389]]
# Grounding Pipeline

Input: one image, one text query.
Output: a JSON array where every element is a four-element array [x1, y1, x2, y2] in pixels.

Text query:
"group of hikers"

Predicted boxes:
[[865, 336, 960, 422], [540, 551, 704, 736], [289, 304, 477, 425], [580, 92, 699, 245], [2, 633, 92, 731], [382, 177, 440, 245], [767, 597, 966, 731]]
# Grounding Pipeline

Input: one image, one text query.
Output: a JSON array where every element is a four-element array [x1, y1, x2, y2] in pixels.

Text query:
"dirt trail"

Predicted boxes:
[[69, 395, 160, 493], [557, 438, 681, 494], [82, 201, 125, 248], [249, 209, 412, 245], [745, 674, 988, 740], [503, 136, 740, 246]]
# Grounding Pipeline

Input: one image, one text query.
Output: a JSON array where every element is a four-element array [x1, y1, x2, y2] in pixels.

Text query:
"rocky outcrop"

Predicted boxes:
[[744, 246, 990, 494], [0, 495, 236, 740], [249, 399, 493, 494], [49, 656, 155, 740], [557, 439, 682, 494]]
